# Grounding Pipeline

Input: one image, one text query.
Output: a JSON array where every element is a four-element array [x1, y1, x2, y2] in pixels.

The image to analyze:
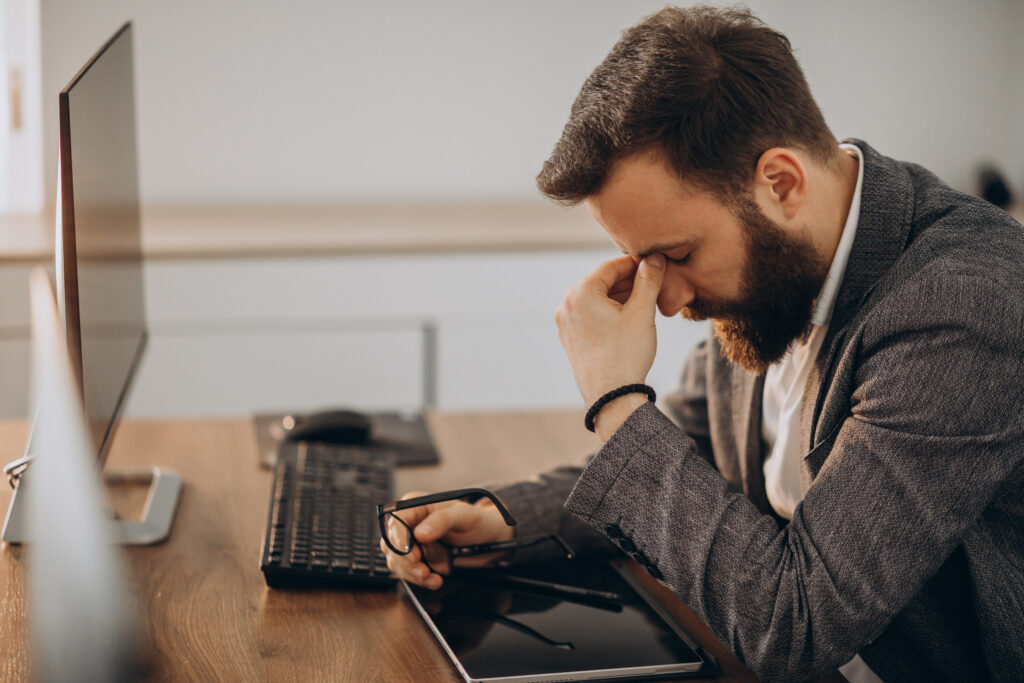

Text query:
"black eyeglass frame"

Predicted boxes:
[[376, 487, 574, 574]]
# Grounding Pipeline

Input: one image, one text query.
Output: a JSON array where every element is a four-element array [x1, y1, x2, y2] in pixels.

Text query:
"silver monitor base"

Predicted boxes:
[[3, 466, 183, 545]]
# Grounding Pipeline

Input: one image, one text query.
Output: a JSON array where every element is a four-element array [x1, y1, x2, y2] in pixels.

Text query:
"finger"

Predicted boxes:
[[421, 542, 453, 576], [607, 277, 635, 304], [391, 490, 430, 526], [581, 255, 638, 294], [382, 546, 424, 583], [381, 540, 439, 585], [626, 254, 666, 312], [398, 550, 447, 587], [413, 502, 477, 543], [380, 536, 421, 570]]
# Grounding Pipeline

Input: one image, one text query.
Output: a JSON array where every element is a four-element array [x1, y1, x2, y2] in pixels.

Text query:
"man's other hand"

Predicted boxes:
[[379, 491, 515, 590], [555, 254, 665, 426]]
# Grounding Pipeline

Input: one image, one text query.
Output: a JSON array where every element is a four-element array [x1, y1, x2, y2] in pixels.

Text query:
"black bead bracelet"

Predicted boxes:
[[584, 384, 656, 433]]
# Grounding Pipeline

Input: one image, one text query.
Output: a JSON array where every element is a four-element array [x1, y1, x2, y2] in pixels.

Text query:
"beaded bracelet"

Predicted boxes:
[[584, 384, 656, 433]]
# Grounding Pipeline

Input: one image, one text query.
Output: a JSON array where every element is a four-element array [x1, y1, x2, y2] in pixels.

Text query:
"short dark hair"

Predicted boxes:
[[537, 6, 838, 204]]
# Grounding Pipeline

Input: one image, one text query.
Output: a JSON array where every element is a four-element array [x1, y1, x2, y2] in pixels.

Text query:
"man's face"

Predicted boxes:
[[585, 152, 828, 374]]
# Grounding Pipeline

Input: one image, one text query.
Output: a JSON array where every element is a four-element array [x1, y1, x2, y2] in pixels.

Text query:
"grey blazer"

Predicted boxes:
[[493, 141, 1024, 683]]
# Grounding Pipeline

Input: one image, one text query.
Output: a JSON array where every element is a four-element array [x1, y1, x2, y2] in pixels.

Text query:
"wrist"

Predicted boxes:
[[593, 392, 648, 442], [475, 498, 515, 543]]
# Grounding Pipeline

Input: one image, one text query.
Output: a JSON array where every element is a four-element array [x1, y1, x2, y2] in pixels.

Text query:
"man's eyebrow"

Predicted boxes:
[[624, 239, 699, 260]]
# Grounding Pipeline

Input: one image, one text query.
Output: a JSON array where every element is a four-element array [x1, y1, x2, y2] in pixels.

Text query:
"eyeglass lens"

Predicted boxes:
[[384, 512, 454, 574], [384, 512, 415, 553]]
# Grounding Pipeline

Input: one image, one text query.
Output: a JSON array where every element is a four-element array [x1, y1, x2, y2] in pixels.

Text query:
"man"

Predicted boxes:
[[381, 7, 1024, 682]]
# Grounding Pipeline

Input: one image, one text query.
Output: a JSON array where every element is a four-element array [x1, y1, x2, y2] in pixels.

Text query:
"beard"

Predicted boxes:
[[680, 198, 829, 374]]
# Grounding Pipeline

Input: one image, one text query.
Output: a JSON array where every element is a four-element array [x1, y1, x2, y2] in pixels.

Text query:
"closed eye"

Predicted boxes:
[[666, 252, 691, 265]]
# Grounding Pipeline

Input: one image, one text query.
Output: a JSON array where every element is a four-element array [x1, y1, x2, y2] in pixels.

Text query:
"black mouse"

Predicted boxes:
[[280, 409, 372, 445]]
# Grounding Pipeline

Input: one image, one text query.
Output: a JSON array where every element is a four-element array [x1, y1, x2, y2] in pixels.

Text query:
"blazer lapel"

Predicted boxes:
[[800, 139, 916, 474]]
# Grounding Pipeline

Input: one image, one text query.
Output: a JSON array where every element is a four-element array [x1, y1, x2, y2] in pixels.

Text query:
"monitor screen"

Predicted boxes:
[[57, 23, 146, 463]]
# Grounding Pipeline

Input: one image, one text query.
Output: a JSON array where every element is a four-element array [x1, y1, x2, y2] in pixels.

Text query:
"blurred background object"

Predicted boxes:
[[24, 269, 139, 682], [1, 0, 44, 215], [977, 163, 1014, 209]]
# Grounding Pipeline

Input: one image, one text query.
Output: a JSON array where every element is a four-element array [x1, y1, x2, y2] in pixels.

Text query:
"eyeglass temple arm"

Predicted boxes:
[[449, 534, 574, 559], [380, 487, 517, 526]]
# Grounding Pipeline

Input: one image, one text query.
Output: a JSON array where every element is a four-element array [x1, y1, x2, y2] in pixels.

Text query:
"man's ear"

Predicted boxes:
[[753, 148, 807, 221]]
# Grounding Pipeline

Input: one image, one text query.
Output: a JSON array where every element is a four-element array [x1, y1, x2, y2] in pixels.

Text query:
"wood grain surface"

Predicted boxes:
[[0, 414, 845, 682]]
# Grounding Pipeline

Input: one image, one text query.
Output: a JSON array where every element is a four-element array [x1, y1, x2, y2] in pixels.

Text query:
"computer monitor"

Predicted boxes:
[[56, 22, 146, 465], [3, 22, 181, 545]]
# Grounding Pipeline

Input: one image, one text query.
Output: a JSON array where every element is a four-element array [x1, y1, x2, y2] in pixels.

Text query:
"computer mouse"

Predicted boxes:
[[280, 409, 372, 445]]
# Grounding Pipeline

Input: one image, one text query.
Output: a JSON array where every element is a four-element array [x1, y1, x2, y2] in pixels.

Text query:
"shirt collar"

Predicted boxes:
[[810, 143, 864, 327]]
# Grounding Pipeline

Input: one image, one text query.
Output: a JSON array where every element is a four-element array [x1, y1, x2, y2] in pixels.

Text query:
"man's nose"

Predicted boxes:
[[657, 271, 695, 316]]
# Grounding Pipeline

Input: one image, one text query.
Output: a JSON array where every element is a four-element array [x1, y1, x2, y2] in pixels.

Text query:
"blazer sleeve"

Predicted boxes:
[[489, 462, 619, 563], [563, 271, 1024, 681], [489, 339, 716, 563]]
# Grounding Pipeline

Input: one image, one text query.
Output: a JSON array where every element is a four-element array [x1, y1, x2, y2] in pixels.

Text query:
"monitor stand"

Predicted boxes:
[[2, 463, 182, 545]]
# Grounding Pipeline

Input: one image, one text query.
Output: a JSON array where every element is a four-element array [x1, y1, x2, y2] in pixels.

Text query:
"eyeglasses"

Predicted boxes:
[[376, 487, 574, 577]]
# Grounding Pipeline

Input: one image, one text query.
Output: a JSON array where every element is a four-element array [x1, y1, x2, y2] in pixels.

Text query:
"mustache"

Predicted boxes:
[[679, 284, 817, 374], [679, 296, 745, 322]]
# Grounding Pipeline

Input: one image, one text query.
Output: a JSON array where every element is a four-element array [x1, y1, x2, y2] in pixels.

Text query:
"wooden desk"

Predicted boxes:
[[0, 413, 843, 682]]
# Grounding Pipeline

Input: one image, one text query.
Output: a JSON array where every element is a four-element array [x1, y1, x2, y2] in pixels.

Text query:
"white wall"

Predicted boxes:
[[40, 0, 1024, 207], [763, 0, 1024, 201]]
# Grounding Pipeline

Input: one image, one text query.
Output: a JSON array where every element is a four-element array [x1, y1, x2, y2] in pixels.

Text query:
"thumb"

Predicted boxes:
[[414, 502, 474, 543], [626, 253, 665, 312], [391, 491, 431, 527]]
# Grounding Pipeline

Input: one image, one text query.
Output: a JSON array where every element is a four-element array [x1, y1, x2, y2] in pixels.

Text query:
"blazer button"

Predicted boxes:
[[647, 565, 664, 580], [605, 524, 624, 539], [619, 538, 636, 553]]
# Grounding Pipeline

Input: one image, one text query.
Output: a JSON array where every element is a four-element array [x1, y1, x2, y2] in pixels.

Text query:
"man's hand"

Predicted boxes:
[[555, 254, 665, 438], [379, 491, 515, 590]]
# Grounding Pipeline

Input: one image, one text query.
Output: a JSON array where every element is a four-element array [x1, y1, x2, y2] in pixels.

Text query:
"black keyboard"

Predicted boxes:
[[260, 441, 395, 588]]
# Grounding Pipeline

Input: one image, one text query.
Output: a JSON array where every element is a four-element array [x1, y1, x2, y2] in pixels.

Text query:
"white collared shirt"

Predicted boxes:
[[759, 143, 882, 683], [761, 142, 863, 520]]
